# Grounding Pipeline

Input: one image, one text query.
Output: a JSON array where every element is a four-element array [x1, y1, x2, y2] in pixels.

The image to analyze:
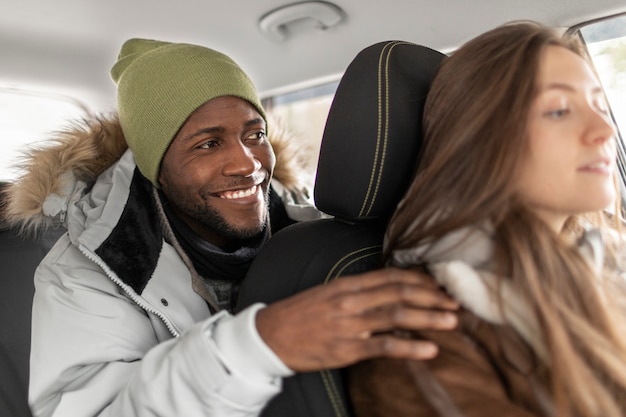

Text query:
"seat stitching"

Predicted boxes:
[[321, 248, 382, 416], [358, 42, 393, 217], [321, 369, 348, 417], [360, 41, 415, 217], [323, 245, 382, 284]]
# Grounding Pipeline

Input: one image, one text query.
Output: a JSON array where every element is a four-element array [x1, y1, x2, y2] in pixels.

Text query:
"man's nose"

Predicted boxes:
[[222, 141, 261, 176]]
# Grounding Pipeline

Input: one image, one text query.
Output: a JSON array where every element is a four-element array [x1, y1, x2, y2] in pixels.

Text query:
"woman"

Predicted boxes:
[[349, 21, 626, 417]]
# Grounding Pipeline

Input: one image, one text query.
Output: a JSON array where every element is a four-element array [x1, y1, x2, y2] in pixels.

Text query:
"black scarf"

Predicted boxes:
[[159, 191, 269, 311]]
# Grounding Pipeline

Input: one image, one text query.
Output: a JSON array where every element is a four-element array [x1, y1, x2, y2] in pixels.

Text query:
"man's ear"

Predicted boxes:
[[156, 169, 167, 190]]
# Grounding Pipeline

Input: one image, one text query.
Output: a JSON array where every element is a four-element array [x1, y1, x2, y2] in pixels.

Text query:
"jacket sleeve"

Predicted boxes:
[[348, 315, 542, 417], [29, 238, 292, 417]]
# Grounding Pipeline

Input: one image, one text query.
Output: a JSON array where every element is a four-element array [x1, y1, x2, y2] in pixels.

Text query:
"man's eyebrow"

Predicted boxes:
[[181, 126, 223, 142], [180, 118, 265, 142], [245, 117, 266, 128]]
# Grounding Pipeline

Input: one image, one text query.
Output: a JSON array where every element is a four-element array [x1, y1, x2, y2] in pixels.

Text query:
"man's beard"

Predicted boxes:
[[194, 203, 268, 241], [165, 186, 270, 242]]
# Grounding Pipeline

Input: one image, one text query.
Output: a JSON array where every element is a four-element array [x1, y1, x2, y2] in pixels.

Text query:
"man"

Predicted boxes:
[[5, 39, 457, 416]]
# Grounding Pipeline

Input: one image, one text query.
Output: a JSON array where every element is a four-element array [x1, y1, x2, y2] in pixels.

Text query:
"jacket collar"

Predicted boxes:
[[94, 168, 163, 294], [391, 224, 606, 365]]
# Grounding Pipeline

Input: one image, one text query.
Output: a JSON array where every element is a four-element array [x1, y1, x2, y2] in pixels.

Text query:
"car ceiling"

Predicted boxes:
[[2, 0, 626, 110]]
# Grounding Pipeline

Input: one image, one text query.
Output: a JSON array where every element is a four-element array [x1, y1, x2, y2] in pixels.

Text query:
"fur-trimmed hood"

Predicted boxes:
[[3, 112, 311, 235]]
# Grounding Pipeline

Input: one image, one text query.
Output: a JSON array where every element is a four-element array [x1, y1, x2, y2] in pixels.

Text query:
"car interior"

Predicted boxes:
[[0, 183, 65, 417], [2, 1, 626, 416]]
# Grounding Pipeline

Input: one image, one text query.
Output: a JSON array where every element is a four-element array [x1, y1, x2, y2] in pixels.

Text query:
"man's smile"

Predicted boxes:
[[218, 184, 260, 200]]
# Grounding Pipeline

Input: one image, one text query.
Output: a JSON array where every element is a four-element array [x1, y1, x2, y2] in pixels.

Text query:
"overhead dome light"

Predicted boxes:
[[258, 1, 345, 42]]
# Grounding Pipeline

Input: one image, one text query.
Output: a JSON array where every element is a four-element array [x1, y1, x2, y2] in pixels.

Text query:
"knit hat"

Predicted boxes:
[[111, 38, 267, 186]]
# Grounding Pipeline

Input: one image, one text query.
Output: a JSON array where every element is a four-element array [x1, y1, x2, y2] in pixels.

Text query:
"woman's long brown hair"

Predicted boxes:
[[385, 21, 626, 416]]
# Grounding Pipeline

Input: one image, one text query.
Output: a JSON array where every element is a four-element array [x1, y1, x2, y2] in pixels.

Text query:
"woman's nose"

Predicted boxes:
[[585, 106, 616, 146]]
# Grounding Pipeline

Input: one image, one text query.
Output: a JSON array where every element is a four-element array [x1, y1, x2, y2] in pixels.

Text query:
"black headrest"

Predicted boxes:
[[314, 41, 446, 222]]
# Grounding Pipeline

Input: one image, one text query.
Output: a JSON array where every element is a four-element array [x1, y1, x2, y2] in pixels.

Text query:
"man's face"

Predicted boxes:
[[158, 96, 275, 248]]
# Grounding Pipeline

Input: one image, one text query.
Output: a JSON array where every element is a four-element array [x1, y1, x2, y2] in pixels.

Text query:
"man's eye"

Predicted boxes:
[[248, 131, 267, 141], [199, 140, 219, 149]]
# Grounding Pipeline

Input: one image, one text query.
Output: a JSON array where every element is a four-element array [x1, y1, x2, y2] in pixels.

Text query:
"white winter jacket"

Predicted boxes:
[[5, 115, 322, 417]]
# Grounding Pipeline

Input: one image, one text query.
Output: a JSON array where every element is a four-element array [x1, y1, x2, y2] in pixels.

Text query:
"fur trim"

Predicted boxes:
[[267, 113, 313, 192], [4, 112, 310, 235], [5, 114, 127, 235]]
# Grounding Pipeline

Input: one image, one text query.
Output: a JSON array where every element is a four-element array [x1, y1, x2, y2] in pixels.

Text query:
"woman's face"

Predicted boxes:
[[515, 45, 616, 232]]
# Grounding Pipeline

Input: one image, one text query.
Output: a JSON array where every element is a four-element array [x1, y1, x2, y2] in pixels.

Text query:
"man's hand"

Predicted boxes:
[[255, 267, 459, 372]]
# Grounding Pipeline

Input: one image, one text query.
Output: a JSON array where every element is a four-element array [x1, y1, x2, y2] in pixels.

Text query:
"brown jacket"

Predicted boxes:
[[349, 225, 607, 417], [349, 308, 554, 417]]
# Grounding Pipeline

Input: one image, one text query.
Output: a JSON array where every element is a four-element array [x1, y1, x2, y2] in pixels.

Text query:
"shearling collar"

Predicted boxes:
[[391, 224, 605, 364]]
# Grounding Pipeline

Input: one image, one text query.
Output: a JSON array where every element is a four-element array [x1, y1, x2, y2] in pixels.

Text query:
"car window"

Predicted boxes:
[[576, 14, 626, 136], [262, 80, 339, 189], [0, 87, 89, 181]]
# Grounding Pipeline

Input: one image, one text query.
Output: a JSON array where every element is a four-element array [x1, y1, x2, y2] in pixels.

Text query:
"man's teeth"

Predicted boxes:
[[221, 185, 258, 199]]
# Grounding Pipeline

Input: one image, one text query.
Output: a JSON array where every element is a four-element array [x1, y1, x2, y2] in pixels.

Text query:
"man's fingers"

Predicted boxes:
[[332, 267, 436, 292], [364, 305, 458, 332], [256, 267, 460, 372], [347, 334, 440, 362], [334, 280, 459, 314], [335, 304, 458, 341]]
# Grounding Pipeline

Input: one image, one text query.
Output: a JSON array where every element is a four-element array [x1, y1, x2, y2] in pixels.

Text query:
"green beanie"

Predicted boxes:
[[111, 38, 267, 186]]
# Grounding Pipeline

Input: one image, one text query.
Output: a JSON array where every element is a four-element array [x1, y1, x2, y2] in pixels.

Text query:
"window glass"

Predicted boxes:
[[262, 81, 339, 189], [578, 14, 626, 137], [0, 87, 89, 180]]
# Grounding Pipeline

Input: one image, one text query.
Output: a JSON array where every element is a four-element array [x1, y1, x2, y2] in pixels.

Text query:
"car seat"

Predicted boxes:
[[236, 40, 446, 417], [0, 182, 65, 417]]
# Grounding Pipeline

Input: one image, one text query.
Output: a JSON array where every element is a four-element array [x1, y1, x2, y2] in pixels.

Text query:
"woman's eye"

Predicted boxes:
[[544, 108, 570, 119], [595, 98, 610, 115]]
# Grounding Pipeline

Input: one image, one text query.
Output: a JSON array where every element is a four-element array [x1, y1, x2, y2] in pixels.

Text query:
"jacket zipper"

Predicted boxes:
[[79, 244, 181, 338]]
